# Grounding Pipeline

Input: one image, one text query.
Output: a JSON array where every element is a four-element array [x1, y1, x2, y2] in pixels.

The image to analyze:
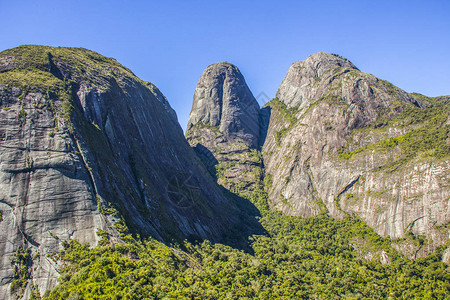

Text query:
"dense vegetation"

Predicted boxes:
[[42, 181, 450, 299]]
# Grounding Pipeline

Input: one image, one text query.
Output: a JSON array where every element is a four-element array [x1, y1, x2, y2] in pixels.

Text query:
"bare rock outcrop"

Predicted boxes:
[[186, 63, 262, 191], [276, 52, 358, 110], [187, 62, 260, 147]]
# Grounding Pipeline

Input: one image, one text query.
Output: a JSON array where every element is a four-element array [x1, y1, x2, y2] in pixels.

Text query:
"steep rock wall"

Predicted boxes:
[[0, 46, 258, 298], [262, 52, 449, 258]]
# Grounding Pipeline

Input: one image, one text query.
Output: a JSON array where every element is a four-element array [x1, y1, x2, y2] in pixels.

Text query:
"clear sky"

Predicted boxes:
[[1, 0, 449, 130]]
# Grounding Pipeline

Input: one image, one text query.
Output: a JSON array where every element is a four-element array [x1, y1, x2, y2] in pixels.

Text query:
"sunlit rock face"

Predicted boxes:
[[262, 52, 449, 259]]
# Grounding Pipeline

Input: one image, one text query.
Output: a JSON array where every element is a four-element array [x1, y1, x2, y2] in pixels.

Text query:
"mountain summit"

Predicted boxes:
[[276, 52, 358, 109], [262, 52, 449, 258], [186, 62, 263, 191], [187, 62, 260, 147]]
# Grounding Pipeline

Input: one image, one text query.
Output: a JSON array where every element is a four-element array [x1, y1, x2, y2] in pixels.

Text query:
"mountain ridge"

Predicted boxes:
[[188, 51, 450, 260], [0, 45, 448, 298]]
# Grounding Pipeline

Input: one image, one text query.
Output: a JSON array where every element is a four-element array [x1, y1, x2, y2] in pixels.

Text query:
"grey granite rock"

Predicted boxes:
[[0, 87, 108, 299], [0, 46, 258, 298], [276, 52, 357, 109], [186, 63, 262, 191], [187, 62, 260, 148], [262, 52, 449, 259]]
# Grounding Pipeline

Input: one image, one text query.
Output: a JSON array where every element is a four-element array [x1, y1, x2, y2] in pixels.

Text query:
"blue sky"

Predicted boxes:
[[1, 0, 449, 130]]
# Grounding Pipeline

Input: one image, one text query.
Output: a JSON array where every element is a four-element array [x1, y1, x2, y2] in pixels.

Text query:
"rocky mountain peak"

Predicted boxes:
[[303, 52, 357, 74], [186, 62, 262, 192], [276, 52, 358, 109], [187, 62, 260, 147], [263, 52, 449, 260]]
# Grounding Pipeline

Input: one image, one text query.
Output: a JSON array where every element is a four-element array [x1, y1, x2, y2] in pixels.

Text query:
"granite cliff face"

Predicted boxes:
[[262, 53, 449, 258], [0, 46, 259, 298], [186, 63, 262, 191], [187, 62, 260, 146]]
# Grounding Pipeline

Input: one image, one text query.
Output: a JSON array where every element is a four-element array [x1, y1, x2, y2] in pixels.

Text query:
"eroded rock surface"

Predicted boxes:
[[0, 87, 107, 298]]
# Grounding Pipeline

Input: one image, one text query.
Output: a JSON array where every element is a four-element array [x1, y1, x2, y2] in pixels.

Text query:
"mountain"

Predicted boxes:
[[0, 46, 260, 298], [0, 45, 448, 298], [186, 62, 262, 191], [262, 52, 449, 258], [187, 53, 450, 260]]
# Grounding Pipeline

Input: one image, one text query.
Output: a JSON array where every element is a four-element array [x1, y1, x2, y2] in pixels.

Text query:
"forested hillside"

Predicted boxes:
[[43, 185, 450, 299]]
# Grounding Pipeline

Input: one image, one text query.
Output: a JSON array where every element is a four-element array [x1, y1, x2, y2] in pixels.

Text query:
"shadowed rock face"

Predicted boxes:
[[263, 52, 449, 258], [186, 63, 262, 191], [0, 46, 259, 298]]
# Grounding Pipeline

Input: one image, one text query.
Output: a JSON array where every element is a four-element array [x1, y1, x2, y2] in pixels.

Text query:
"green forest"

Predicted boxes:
[[38, 183, 450, 299]]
